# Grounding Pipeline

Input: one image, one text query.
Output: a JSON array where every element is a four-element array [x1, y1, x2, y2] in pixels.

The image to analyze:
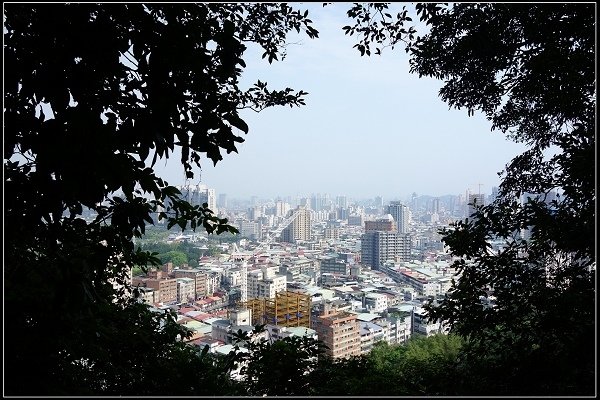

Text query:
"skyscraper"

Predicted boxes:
[[310, 193, 328, 212], [388, 201, 410, 234], [336, 195, 348, 209], [361, 231, 412, 269], [218, 193, 228, 209], [467, 193, 485, 217], [275, 200, 290, 217], [411, 192, 418, 212], [431, 198, 440, 214], [280, 205, 311, 243], [177, 184, 217, 214]]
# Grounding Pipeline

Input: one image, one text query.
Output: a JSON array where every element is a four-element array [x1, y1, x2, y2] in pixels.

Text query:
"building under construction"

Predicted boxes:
[[237, 291, 312, 328]]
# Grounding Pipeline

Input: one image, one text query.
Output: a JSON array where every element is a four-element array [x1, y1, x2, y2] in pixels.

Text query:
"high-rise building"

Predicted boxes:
[[178, 184, 218, 214], [411, 192, 419, 212], [247, 267, 287, 300], [467, 193, 486, 217], [336, 195, 348, 209], [238, 220, 262, 240], [490, 186, 499, 203], [248, 206, 263, 221], [388, 201, 410, 234], [364, 214, 396, 232], [275, 200, 290, 217], [431, 198, 440, 214], [280, 205, 311, 243], [310, 193, 328, 212], [218, 193, 228, 209], [361, 231, 411, 269]]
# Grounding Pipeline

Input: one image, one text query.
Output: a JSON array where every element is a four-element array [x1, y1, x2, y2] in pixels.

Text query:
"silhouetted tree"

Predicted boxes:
[[345, 3, 595, 395], [4, 3, 318, 395]]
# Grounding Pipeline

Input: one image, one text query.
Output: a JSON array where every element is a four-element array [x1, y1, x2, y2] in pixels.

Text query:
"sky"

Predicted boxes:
[[152, 3, 528, 201]]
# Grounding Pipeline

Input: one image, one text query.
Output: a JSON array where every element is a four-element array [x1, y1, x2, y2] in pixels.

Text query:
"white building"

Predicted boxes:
[[412, 307, 448, 337], [388, 201, 410, 234], [247, 266, 287, 300], [176, 277, 196, 304], [364, 292, 388, 313], [224, 262, 248, 302]]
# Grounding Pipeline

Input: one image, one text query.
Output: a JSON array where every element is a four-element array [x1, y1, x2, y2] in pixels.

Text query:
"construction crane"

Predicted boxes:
[[471, 183, 485, 196]]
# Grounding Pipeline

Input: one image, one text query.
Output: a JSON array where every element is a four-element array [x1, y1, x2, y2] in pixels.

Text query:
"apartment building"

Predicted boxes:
[[320, 254, 351, 276], [388, 201, 410, 233], [359, 321, 386, 354], [173, 269, 208, 299], [133, 273, 178, 304], [247, 267, 287, 300], [281, 205, 312, 243], [412, 307, 448, 337], [364, 292, 388, 313], [312, 304, 361, 359], [361, 231, 412, 269], [364, 215, 396, 232]]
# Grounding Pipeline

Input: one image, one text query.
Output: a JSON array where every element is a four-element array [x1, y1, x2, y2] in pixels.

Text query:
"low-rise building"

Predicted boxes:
[[359, 321, 386, 354]]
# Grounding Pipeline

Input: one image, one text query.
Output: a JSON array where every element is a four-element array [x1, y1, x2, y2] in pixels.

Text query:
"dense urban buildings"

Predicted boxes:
[[129, 187, 493, 369]]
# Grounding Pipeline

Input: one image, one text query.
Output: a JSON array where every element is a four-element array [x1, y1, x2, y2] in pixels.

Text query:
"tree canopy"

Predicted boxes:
[[344, 3, 595, 395], [4, 3, 318, 395], [4, 2, 595, 396]]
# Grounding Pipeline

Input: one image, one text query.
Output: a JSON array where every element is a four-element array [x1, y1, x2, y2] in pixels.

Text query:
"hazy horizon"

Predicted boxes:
[[152, 3, 527, 201]]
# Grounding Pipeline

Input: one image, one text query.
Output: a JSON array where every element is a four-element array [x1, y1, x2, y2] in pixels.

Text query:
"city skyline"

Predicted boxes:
[[152, 3, 527, 200]]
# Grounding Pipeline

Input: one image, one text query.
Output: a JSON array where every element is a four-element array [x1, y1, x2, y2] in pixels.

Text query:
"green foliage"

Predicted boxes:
[[136, 225, 171, 243], [310, 355, 384, 396], [310, 334, 464, 396], [6, 3, 594, 396], [159, 250, 188, 266], [345, 3, 595, 395], [227, 326, 327, 396], [4, 3, 318, 395], [411, 3, 594, 395]]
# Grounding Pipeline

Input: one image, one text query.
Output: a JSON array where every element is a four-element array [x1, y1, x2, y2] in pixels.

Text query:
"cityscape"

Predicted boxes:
[[5, 2, 593, 396], [120, 182, 546, 375]]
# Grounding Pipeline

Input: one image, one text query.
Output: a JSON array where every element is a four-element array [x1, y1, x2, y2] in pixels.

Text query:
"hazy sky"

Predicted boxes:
[[153, 3, 527, 201]]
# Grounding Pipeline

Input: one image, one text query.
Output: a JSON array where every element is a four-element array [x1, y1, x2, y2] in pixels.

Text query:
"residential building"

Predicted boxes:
[[133, 273, 178, 304], [280, 205, 311, 243], [247, 267, 287, 300], [179, 184, 218, 214], [364, 292, 388, 313], [320, 254, 351, 276], [361, 231, 412, 269], [388, 201, 410, 233], [364, 214, 396, 232], [173, 269, 208, 299], [467, 193, 485, 217], [237, 219, 262, 240], [313, 305, 361, 359], [412, 307, 448, 337], [359, 321, 386, 354]]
